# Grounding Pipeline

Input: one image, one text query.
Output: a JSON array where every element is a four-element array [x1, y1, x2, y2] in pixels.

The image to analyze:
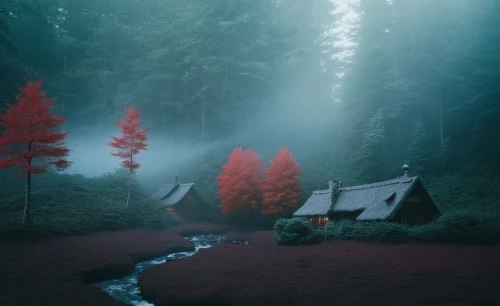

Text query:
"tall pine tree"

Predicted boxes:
[[0, 80, 71, 226], [262, 148, 301, 219]]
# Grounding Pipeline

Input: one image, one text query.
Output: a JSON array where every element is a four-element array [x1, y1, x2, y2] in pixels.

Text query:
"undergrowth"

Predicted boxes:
[[276, 165, 500, 245], [0, 169, 179, 239], [275, 209, 500, 245], [274, 218, 323, 245]]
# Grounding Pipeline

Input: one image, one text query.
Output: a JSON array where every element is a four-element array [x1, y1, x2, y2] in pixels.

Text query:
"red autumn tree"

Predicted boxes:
[[216, 147, 265, 215], [262, 148, 301, 218], [0, 80, 71, 227], [109, 106, 147, 207]]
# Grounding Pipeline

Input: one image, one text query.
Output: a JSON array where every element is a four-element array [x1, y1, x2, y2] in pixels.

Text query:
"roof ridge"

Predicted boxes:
[[313, 190, 329, 194], [340, 176, 416, 191], [383, 176, 413, 200]]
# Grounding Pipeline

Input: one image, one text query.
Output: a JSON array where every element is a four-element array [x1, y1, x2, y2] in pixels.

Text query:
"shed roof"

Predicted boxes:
[[151, 183, 197, 207], [160, 183, 194, 207], [293, 190, 331, 216], [293, 176, 427, 221], [150, 184, 176, 201]]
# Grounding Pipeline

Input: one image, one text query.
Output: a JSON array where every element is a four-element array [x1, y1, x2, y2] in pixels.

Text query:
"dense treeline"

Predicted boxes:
[[1, 0, 329, 136], [1, 0, 499, 222]]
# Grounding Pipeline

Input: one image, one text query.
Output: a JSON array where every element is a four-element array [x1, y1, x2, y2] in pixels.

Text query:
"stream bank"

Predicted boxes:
[[93, 234, 228, 306]]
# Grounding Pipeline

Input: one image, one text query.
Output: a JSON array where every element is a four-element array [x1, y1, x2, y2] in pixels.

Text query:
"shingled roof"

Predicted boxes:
[[151, 182, 197, 207], [293, 190, 331, 216], [293, 176, 433, 221], [160, 183, 194, 207], [150, 183, 176, 201]]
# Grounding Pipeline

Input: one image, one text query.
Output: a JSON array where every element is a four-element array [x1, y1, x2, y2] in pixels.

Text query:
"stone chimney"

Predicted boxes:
[[328, 180, 340, 203], [173, 176, 179, 184], [402, 164, 410, 177]]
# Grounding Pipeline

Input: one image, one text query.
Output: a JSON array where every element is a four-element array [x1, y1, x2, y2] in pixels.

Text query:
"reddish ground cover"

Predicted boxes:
[[139, 231, 500, 306], [170, 222, 229, 236], [0, 223, 229, 306]]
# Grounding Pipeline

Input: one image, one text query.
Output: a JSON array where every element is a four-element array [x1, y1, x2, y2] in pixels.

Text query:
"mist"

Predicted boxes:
[[1, 1, 500, 304], [66, 127, 207, 178], [1, 0, 499, 203]]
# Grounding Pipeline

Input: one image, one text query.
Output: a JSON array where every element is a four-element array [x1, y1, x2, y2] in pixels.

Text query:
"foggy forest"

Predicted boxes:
[[0, 0, 499, 306]]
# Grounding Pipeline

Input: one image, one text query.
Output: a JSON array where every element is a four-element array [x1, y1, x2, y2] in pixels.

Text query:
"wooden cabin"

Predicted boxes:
[[151, 177, 207, 221], [293, 165, 440, 227]]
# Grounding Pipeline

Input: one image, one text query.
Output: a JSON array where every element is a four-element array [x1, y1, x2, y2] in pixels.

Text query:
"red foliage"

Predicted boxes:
[[108, 106, 147, 174], [216, 147, 265, 215], [139, 231, 500, 306], [0, 80, 71, 176], [262, 148, 301, 216]]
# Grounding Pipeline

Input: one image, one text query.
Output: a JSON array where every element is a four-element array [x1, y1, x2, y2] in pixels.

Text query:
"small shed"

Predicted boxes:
[[151, 176, 206, 221], [293, 165, 440, 228]]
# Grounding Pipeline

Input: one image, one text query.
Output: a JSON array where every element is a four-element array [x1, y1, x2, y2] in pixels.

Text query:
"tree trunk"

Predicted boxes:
[[126, 151, 132, 207], [163, 112, 167, 138], [201, 98, 205, 152], [224, 32, 228, 84], [104, 22, 107, 81], [397, 116, 401, 158], [23, 158, 32, 228], [60, 34, 68, 132], [200, 82, 206, 154], [440, 92, 444, 150], [126, 171, 131, 208]]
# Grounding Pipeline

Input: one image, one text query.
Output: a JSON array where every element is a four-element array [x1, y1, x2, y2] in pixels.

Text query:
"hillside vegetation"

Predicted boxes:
[[0, 170, 178, 239]]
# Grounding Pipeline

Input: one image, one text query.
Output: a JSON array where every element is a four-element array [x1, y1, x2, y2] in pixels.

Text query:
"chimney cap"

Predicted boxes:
[[328, 180, 339, 187], [402, 164, 410, 176]]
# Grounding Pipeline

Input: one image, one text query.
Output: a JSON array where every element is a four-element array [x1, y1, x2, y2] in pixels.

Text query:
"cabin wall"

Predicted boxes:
[[393, 187, 438, 225], [173, 192, 201, 221], [329, 210, 363, 221], [306, 216, 329, 229]]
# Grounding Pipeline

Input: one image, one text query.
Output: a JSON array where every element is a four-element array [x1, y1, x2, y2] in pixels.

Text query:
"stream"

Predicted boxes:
[[92, 234, 228, 306]]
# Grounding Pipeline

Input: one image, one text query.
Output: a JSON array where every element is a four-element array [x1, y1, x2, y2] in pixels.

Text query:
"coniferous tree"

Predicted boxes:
[[216, 147, 264, 216], [405, 119, 432, 175], [262, 148, 301, 219], [108, 106, 148, 207], [0, 80, 71, 226], [352, 110, 387, 182]]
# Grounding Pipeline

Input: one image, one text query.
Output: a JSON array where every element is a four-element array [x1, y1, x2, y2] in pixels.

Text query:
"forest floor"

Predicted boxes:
[[139, 231, 500, 306], [0, 222, 229, 306]]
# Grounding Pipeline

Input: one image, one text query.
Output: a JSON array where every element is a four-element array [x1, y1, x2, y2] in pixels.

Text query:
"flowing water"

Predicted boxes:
[[92, 234, 228, 306]]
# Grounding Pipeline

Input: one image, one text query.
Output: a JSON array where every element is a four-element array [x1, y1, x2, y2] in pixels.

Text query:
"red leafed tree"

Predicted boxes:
[[216, 147, 265, 215], [262, 148, 301, 218], [109, 106, 147, 207], [0, 80, 71, 227]]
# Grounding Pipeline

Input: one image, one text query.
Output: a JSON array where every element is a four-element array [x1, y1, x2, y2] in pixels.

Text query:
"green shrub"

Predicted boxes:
[[274, 218, 323, 245], [273, 213, 500, 245], [0, 170, 179, 239], [324, 220, 411, 243], [410, 210, 500, 244], [322, 209, 500, 245]]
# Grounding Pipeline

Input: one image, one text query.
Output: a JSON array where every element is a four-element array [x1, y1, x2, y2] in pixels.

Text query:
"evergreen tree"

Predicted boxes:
[[0, 80, 71, 226], [351, 110, 387, 182], [262, 148, 301, 218], [216, 147, 264, 216], [108, 106, 148, 207], [405, 119, 431, 175]]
